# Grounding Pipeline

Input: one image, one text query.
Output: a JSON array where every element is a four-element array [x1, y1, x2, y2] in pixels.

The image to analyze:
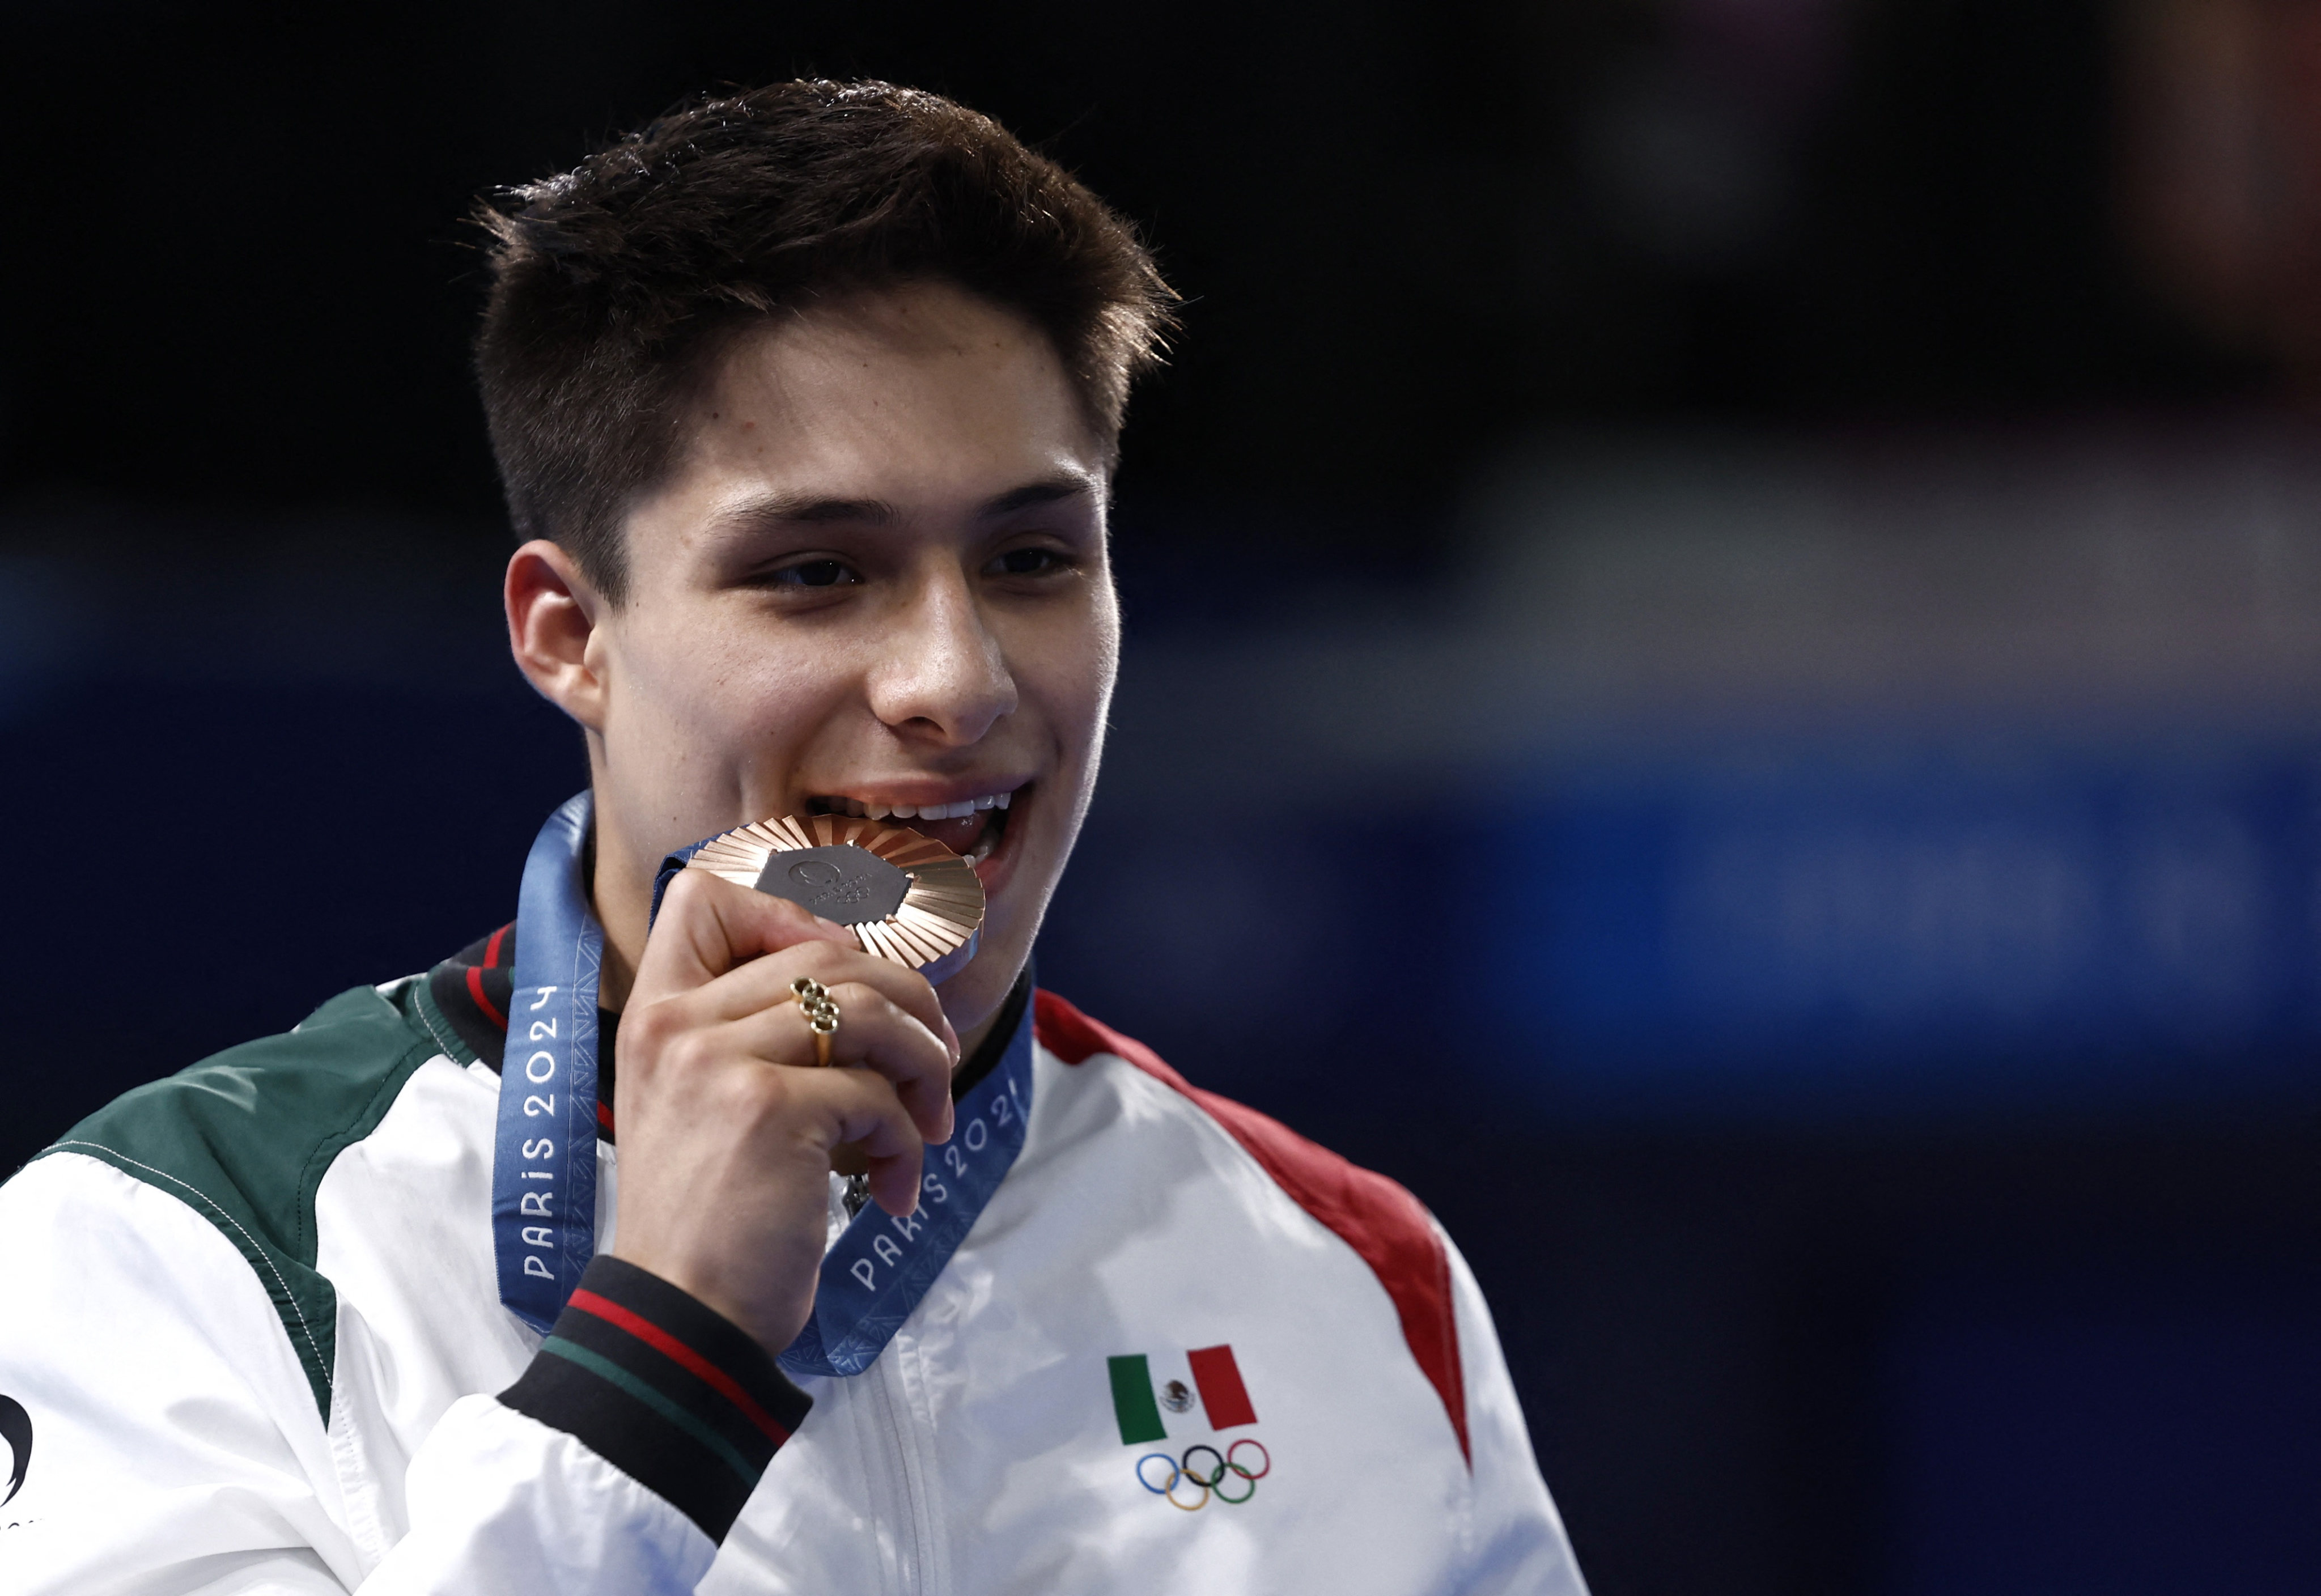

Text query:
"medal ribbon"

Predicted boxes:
[[490, 792, 605, 1334], [779, 1011, 1033, 1377]]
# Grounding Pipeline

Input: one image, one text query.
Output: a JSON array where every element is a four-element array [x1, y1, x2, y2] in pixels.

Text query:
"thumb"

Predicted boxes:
[[634, 869, 852, 999]]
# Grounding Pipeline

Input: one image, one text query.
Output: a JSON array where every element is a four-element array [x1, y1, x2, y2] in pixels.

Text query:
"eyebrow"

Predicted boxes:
[[978, 477, 1092, 517], [712, 474, 1095, 536]]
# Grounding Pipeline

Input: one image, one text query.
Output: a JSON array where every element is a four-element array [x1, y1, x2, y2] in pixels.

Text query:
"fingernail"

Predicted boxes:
[[814, 914, 843, 931]]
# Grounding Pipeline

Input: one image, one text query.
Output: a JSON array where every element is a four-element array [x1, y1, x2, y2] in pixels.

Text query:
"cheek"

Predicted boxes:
[[615, 629, 732, 731], [613, 614, 840, 746], [1029, 630, 1117, 767]]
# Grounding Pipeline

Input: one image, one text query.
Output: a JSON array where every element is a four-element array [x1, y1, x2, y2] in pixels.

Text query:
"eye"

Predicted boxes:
[[766, 557, 859, 589], [988, 546, 1067, 578]]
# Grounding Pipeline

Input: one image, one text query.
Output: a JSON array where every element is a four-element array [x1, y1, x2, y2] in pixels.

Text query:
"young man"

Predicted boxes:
[[0, 83, 1584, 1593]]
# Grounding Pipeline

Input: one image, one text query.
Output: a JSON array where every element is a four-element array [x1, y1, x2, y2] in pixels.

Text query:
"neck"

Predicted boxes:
[[587, 818, 654, 1015], [954, 1001, 1007, 1064]]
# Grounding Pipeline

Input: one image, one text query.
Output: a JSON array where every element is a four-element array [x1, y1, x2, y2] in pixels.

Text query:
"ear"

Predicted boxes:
[[506, 539, 611, 731]]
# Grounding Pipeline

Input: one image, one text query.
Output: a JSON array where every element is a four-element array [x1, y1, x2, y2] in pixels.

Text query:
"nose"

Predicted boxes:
[[865, 564, 1018, 746]]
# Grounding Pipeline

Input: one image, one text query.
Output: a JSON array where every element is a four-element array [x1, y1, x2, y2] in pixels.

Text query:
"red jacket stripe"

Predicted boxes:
[[1032, 990, 1470, 1464], [465, 964, 508, 1030]]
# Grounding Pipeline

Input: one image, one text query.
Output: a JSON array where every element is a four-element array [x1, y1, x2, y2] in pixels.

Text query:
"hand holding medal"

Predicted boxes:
[[684, 810, 986, 1085], [608, 812, 985, 1353]]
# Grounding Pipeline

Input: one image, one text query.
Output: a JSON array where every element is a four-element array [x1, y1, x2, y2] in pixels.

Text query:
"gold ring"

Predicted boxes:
[[790, 977, 841, 1067]]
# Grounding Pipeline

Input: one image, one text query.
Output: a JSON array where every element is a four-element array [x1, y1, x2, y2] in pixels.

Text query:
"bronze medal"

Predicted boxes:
[[682, 813, 986, 982]]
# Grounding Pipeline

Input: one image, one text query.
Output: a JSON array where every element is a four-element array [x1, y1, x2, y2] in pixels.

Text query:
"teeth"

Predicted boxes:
[[817, 787, 1021, 821]]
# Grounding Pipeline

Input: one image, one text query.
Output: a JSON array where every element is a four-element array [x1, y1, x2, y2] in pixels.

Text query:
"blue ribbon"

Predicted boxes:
[[779, 1012, 1033, 1377], [491, 791, 605, 1335], [489, 799, 1035, 1372]]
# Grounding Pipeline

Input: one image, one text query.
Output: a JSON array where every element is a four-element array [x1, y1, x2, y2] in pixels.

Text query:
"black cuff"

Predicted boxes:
[[499, 1255, 813, 1542]]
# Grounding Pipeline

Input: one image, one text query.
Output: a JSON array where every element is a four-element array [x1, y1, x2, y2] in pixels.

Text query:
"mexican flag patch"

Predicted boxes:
[[1106, 1344, 1258, 1445]]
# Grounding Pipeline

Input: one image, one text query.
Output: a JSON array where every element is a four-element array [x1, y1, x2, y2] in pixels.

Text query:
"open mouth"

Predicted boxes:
[[804, 786, 1020, 868]]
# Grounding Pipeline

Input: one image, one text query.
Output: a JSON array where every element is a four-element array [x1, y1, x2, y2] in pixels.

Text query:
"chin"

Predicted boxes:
[[937, 846, 1060, 1036], [935, 922, 1033, 1033]]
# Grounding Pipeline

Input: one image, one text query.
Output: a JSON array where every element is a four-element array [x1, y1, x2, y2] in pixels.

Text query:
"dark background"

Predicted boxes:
[[7, 3, 2321, 1591]]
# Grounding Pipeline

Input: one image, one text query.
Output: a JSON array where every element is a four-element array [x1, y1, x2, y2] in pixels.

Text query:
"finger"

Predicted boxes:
[[725, 985, 953, 1144], [688, 939, 959, 1066], [633, 870, 854, 1002], [782, 1065, 927, 1215]]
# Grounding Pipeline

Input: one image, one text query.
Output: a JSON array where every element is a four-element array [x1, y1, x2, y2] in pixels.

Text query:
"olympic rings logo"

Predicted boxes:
[[1134, 1439, 1271, 1510]]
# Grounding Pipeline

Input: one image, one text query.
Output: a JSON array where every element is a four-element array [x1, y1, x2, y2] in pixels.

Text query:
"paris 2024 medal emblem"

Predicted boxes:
[[682, 812, 986, 982]]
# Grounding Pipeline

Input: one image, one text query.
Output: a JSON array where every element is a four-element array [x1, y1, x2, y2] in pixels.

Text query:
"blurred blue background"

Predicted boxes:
[[8, 3, 2321, 1591]]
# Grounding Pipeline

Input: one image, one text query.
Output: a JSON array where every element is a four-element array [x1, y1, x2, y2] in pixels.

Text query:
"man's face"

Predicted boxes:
[[580, 280, 1118, 1037]]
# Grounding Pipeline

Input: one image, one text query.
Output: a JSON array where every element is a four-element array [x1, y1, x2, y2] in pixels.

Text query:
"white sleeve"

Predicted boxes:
[[0, 1156, 714, 1596], [360, 1398, 707, 1593], [1444, 1230, 1592, 1595]]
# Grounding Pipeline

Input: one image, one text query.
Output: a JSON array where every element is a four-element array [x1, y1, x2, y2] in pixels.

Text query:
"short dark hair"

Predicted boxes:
[[473, 80, 1176, 601]]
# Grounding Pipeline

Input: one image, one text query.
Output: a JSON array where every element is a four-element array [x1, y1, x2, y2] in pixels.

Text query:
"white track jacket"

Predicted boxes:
[[0, 933, 1583, 1593]]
